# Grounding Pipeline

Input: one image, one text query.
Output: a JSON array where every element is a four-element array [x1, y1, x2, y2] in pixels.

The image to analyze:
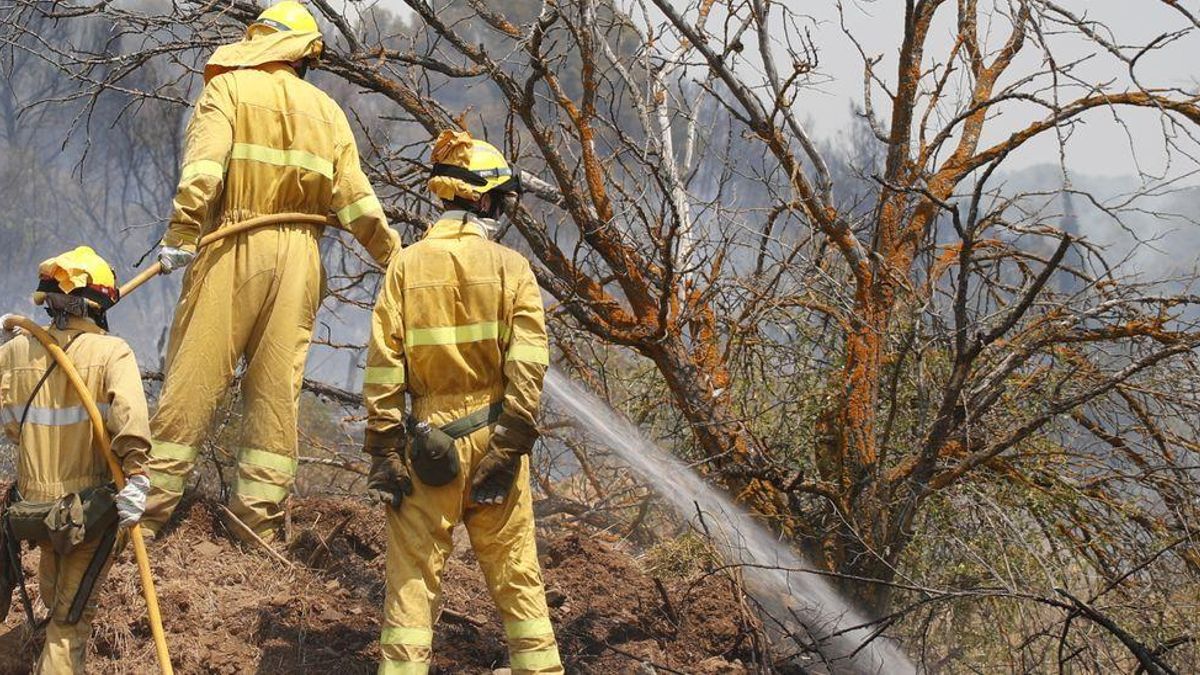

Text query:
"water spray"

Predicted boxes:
[[544, 369, 916, 674]]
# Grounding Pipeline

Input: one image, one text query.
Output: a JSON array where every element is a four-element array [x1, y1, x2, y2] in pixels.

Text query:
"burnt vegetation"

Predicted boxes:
[[2, 0, 1199, 671]]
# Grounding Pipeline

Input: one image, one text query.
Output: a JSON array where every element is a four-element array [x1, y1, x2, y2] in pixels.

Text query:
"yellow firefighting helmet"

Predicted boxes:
[[33, 246, 120, 309], [428, 130, 522, 203], [252, 1, 320, 35]]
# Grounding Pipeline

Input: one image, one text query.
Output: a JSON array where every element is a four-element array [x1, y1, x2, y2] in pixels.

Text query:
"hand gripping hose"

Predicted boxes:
[[0, 314, 174, 675], [120, 212, 334, 297], [1, 213, 334, 674]]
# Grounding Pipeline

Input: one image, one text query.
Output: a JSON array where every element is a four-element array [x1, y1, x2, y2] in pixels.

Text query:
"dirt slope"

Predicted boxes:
[[0, 498, 756, 674]]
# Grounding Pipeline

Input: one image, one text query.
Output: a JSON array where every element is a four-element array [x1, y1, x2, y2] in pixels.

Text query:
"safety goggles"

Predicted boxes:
[[431, 163, 523, 195], [492, 169, 523, 216], [431, 162, 524, 215]]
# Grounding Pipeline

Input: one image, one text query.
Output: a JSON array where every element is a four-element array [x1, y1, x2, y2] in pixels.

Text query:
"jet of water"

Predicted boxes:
[[544, 369, 917, 674]]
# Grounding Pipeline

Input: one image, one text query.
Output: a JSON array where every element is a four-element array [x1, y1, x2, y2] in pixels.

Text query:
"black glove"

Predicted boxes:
[[470, 451, 521, 505], [470, 412, 538, 506], [367, 453, 413, 508]]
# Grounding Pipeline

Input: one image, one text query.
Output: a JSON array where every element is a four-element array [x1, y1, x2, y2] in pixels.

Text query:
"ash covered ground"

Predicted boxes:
[[1, 497, 760, 674]]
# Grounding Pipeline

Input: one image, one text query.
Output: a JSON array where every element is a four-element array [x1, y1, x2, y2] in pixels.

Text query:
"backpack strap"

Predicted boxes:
[[17, 332, 85, 433]]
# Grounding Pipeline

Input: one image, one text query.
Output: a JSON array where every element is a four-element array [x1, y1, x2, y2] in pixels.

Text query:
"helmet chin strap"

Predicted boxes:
[[446, 193, 505, 220], [479, 194, 505, 220]]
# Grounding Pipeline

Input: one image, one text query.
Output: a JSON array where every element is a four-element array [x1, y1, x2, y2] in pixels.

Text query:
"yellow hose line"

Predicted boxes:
[[0, 214, 334, 669], [119, 212, 334, 298], [1, 315, 174, 675]]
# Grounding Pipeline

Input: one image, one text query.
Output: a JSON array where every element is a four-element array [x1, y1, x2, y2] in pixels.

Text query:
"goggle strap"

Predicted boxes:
[[36, 278, 119, 309], [255, 18, 293, 33], [431, 163, 490, 187]]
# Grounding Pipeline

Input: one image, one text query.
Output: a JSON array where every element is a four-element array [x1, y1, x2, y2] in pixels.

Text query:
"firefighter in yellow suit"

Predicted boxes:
[[0, 248, 152, 673], [142, 1, 400, 542], [363, 131, 562, 674]]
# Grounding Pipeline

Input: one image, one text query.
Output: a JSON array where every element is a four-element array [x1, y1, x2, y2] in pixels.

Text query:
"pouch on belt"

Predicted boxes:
[[5, 484, 118, 555], [407, 403, 504, 487]]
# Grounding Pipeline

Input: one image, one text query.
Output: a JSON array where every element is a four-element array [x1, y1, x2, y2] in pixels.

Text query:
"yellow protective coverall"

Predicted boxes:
[[0, 317, 151, 673], [364, 212, 560, 675], [144, 29, 399, 539]]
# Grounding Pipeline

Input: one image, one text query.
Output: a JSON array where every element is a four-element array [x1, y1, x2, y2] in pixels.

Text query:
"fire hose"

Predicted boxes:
[[120, 212, 333, 297], [2, 212, 335, 674], [1, 315, 173, 674]]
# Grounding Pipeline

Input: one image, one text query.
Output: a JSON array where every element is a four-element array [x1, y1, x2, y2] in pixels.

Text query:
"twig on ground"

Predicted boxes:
[[603, 642, 688, 675], [217, 504, 295, 571]]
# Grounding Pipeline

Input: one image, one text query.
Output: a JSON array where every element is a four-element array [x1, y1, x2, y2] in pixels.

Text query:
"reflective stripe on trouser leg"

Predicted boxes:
[[378, 660, 430, 675], [230, 446, 296, 538], [506, 618, 562, 674], [379, 626, 433, 674], [381, 469, 461, 675], [465, 456, 563, 674], [141, 439, 199, 532], [510, 644, 563, 674]]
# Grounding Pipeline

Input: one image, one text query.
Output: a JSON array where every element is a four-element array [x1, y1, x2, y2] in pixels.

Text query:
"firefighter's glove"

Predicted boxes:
[[470, 451, 521, 506], [0, 315, 18, 346], [158, 246, 196, 274], [470, 413, 538, 506], [116, 474, 151, 527], [367, 453, 413, 509]]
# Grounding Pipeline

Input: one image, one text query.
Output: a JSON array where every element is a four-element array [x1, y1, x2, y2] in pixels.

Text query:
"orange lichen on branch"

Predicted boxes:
[[961, 92, 1200, 180], [735, 478, 796, 537], [841, 322, 881, 469], [930, 239, 1006, 283], [686, 289, 731, 393], [1062, 319, 1188, 346], [885, 439, 966, 483], [536, 65, 660, 318]]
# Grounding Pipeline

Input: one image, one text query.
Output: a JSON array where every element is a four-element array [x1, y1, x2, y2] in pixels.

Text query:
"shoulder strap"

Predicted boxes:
[[17, 332, 86, 433]]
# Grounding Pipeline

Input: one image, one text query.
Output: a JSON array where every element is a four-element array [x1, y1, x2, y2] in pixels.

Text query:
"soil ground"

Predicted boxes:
[[0, 497, 758, 674]]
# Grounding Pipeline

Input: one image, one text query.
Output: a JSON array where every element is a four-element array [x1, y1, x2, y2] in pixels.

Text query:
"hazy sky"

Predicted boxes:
[[369, 0, 1200, 178]]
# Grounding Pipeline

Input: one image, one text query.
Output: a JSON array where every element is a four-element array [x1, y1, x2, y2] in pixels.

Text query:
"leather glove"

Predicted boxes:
[[470, 413, 538, 506], [158, 246, 196, 274], [470, 450, 522, 506], [116, 474, 151, 527], [367, 453, 413, 508], [0, 314, 17, 346]]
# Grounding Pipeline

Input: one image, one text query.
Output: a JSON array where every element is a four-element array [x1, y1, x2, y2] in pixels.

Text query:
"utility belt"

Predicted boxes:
[[0, 483, 120, 625], [406, 402, 504, 487]]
